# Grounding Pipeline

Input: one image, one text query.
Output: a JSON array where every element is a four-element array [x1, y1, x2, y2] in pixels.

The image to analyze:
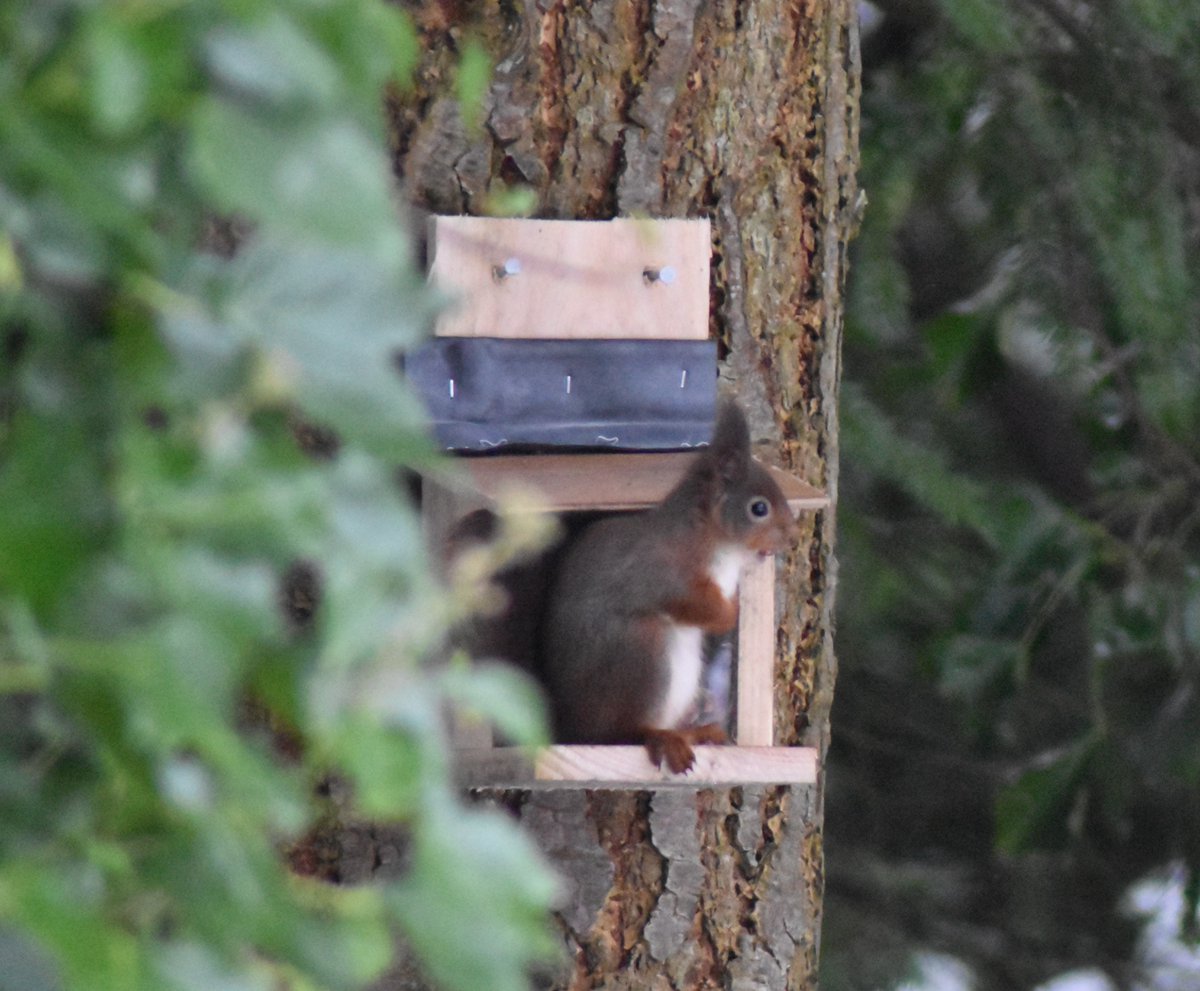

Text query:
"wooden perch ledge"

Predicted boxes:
[[455, 745, 819, 790]]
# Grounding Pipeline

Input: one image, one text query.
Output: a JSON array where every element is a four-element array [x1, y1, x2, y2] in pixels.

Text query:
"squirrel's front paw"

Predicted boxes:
[[642, 729, 696, 774], [686, 722, 728, 746]]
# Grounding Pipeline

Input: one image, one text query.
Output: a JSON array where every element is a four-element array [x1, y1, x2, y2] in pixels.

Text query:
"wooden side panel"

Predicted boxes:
[[737, 556, 777, 746], [428, 216, 711, 340]]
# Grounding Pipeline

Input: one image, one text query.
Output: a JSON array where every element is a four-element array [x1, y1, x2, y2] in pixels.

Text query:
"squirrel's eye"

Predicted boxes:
[[748, 498, 771, 520]]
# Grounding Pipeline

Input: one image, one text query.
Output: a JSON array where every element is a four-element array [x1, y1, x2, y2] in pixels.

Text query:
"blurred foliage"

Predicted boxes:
[[826, 1, 1200, 989], [0, 3, 557, 991]]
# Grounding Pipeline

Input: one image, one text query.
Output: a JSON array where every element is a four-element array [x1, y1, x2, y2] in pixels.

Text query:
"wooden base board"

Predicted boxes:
[[455, 745, 818, 789]]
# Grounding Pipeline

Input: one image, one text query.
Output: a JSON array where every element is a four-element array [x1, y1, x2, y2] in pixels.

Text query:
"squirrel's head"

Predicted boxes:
[[702, 400, 797, 556]]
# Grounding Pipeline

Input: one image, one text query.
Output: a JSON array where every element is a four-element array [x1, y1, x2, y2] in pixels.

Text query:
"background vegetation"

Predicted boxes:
[[0, 3, 556, 990], [825, 1, 1200, 989]]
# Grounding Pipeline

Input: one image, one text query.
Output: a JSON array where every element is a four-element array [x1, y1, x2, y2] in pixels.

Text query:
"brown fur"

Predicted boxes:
[[542, 400, 796, 773]]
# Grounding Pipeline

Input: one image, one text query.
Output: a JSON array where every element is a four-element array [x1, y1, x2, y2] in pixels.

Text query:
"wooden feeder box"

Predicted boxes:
[[418, 216, 828, 789]]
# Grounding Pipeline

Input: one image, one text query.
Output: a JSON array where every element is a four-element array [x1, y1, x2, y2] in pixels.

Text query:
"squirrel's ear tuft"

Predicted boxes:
[[710, 399, 752, 481]]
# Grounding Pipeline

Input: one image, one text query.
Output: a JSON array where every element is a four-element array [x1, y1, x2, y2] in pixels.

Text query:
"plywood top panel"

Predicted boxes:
[[457, 451, 829, 514], [428, 216, 711, 340], [455, 745, 818, 789]]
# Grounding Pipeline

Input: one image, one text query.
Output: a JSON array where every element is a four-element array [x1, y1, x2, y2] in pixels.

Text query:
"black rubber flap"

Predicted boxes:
[[405, 337, 717, 451]]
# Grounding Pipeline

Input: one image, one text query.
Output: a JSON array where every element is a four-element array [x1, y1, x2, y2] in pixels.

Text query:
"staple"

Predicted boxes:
[[448, 378, 455, 398], [680, 369, 688, 388], [566, 374, 572, 394]]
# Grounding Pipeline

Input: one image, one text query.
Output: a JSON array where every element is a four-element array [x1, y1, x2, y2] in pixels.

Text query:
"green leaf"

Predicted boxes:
[[188, 101, 398, 246], [0, 6, 552, 991], [936, 635, 1021, 709], [284, 893, 395, 988], [923, 312, 986, 385], [996, 737, 1100, 854], [216, 238, 438, 460], [303, 0, 420, 99], [0, 408, 111, 620], [482, 184, 538, 218], [933, 0, 1017, 53], [0, 599, 51, 694], [155, 942, 271, 991], [440, 661, 549, 748], [0, 233, 23, 292], [1, 862, 146, 991], [85, 14, 149, 137], [842, 385, 999, 545], [328, 716, 431, 818], [454, 36, 491, 134], [390, 796, 561, 991], [203, 14, 340, 111], [365, 1, 421, 85], [0, 926, 63, 991]]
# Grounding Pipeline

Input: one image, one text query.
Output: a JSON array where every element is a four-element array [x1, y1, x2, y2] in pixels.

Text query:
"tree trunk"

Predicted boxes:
[[367, 1, 859, 987]]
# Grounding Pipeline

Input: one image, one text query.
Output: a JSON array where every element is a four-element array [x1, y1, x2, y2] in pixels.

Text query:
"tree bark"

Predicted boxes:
[[366, 1, 860, 987]]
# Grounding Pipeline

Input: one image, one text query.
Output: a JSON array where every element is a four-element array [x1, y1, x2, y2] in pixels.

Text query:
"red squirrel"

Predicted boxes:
[[541, 400, 797, 773]]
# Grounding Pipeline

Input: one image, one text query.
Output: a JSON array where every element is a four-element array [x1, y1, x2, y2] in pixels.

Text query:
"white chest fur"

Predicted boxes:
[[654, 545, 750, 729], [711, 544, 751, 598], [656, 626, 704, 729]]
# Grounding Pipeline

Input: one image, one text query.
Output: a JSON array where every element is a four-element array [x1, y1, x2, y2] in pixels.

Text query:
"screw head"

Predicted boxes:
[[492, 256, 522, 279]]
